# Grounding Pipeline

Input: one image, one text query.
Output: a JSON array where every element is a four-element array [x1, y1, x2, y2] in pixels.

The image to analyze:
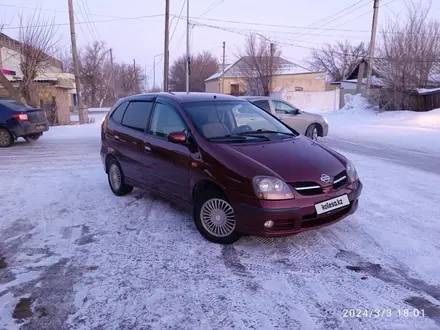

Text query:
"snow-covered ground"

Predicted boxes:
[[1, 104, 440, 329], [69, 108, 109, 123], [307, 94, 440, 154]]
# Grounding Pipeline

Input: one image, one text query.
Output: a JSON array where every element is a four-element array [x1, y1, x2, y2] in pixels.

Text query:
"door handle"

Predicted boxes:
[[114, 135, 120, 140], [144, 146, 151, 152]]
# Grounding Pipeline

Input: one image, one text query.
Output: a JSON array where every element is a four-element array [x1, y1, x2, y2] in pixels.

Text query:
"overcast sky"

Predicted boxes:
[[1, 0, 438, 88]]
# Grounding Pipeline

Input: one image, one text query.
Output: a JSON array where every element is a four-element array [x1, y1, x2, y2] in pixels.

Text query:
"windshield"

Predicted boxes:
[[183, 100, 297, 142]]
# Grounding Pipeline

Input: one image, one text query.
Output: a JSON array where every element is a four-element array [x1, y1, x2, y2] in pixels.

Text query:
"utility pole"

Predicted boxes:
[[356, 59, 366, 93], [153, 53, 163, 92], [269, 42, 274, 95], [109, 48, 116, 102], [163, 0, 170, 92], [366, 0, 379, 91], [68, 0, 88, 124], [133, 58, 138, 94], [186, 0, 190, 93], [221, 41, 225, 94], [144, 65, 148, 93]]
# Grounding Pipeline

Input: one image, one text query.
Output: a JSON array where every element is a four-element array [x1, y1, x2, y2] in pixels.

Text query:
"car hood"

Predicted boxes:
[[216, 136, 345, 183], [296, 111, 325, 121]]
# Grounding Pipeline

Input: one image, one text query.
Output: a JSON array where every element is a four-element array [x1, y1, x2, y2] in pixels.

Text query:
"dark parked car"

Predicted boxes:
[[101, 93, 362, 244], [0, 99, 49, 147]]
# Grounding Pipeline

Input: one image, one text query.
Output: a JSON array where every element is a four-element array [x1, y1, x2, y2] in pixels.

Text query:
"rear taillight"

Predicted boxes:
[[12, 113, 28, 121]]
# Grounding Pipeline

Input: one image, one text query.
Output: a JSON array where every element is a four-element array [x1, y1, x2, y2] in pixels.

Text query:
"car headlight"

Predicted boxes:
[[346, 160, 358, 183], [253, 176, 294, 200]]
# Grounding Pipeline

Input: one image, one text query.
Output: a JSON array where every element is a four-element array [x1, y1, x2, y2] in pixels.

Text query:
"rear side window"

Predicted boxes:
[[110, 102, 128, 124], [253, 100, 271, 113], [121, 101, 153, 132]]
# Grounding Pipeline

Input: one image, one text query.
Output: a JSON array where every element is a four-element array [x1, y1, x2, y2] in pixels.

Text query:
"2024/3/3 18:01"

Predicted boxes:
[[342, 308, 426, 318]]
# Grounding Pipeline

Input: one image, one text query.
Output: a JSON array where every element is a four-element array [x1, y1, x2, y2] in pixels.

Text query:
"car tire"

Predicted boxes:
[[0, 128, 13, 148], [107, 158, 133, 196], [194, 189, 240, 244], [306, 124, 319, 141], [24, 133, 42, 142]]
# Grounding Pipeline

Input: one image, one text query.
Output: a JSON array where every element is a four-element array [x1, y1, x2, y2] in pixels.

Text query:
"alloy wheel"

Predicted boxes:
[[0, 130, 11, 147], [109, 164, 122, 191], [200, 198, 236, 237]]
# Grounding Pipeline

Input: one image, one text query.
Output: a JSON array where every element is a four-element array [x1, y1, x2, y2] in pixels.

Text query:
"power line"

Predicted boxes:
[[77, 0, 97, 42], [291, 0, 368, 37], [170, 0, 186, 43], [82, 0, 101, 40], [2, 14, 165, 30], [295, 0, 372, 43], [193, 21, 440, 63], [74, 11, 90, 43], [176, 15, 374, 33], [198, 0, 224, 18], [0, 3, 158, 21], [190, 22, 371, 39]]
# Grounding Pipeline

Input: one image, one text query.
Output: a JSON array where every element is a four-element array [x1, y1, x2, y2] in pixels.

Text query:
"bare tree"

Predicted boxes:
[[57, 47, 74, 73], [239, 34, 282, 96], [79, 41, 108, 107], [379, 2, 440, 109], [17, 10, 59, 106], [114, 62, 145, 99], [306, 40, 368, 82], [169, 51, 218, 92]]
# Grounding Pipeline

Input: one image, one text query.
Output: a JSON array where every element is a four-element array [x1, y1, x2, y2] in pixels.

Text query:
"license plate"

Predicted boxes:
[[315, 194, 350, 215], [36, 125, 45, 130]]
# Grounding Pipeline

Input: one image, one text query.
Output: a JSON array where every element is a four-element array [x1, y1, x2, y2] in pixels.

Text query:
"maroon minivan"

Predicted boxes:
[[101, 93, 362, 244]]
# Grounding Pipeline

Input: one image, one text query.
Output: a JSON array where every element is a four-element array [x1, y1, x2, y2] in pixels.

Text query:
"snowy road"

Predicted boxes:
[[1, 125, 440, 330], [321, 137, 440, 176]]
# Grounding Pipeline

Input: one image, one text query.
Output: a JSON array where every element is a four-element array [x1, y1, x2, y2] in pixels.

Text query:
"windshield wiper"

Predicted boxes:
[[238, 129, 296, 137], [208, 134, 269, 141]]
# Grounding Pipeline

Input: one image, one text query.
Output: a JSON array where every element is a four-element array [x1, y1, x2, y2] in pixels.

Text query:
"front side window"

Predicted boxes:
[[149, 103, 187, 138], [121, 101, 153, 132], [183, 101, 297, 142], [273, 100, 298, 114]]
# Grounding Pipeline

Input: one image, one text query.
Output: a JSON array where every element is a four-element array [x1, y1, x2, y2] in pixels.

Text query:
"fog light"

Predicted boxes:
[[264, 220, 274, 229]]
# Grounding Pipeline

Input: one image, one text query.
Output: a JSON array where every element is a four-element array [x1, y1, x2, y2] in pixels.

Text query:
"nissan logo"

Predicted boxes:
[[320, 174, 331, 184]]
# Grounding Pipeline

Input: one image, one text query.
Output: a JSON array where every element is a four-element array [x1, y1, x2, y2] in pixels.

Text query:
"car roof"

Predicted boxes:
[[123, 92, 242, 104], [239, 96, 272, 101]]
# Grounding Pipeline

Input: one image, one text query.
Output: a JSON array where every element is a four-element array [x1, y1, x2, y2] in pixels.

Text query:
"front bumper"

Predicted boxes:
[[10, 120, 49, 138], [233, 180, 362, 237]]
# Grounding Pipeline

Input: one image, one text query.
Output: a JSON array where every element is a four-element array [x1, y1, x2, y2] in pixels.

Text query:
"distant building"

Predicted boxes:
[[0, 33, 77, 124], [205, 56, 326, 95]]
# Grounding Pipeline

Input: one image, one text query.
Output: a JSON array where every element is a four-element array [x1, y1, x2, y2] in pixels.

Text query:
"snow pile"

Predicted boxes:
[[341, 93, 374, 112], [306, 94, 440, 153], [46, 114, 104, 140]]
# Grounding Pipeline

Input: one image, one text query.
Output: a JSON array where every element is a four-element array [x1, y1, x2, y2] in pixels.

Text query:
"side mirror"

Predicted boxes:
[[168, 131, 187, 144]]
